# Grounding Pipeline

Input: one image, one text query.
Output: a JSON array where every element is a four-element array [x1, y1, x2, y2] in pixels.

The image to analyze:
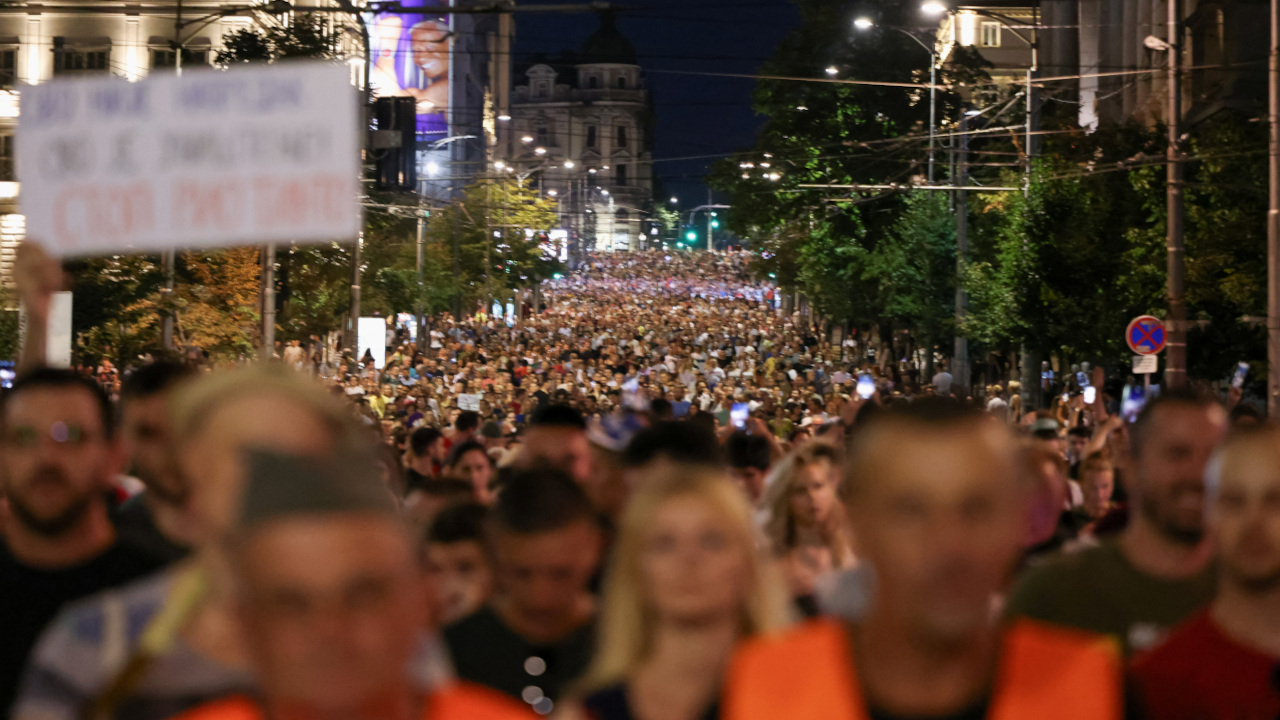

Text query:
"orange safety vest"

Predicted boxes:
[[723, 618, 1121, 720], [171, 683, 535, 720]]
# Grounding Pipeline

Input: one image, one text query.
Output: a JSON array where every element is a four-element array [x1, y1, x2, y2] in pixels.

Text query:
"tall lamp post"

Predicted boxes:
[[1270, 0, 1280, 412], [852, 16, 938, 183]]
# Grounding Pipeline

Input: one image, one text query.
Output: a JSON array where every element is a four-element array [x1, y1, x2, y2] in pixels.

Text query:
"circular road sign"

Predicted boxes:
[[1126, 315, 1167, 355]]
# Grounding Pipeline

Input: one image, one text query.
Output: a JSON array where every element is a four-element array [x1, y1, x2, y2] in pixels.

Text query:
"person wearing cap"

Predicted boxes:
[[1007, 390, 1227, 656], [171, 450, 529, 720], [1029, 414, 1084, 509]]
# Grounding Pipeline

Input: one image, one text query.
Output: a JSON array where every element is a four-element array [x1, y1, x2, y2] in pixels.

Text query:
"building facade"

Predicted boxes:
[[935, 1, 1037, 108], [501, 12, 654, 253], [1038, 0, 1267, 129]]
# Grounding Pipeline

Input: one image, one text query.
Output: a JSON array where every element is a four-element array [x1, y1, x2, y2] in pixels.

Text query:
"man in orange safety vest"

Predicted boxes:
[[724, 399, 1122, 720]]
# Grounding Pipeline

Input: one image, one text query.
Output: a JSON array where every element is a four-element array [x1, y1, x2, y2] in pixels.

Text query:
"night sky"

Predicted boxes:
[[514, 0, 802, 210]]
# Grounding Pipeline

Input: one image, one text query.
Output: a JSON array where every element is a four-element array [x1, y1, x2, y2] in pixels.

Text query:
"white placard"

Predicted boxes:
[[18, 62, 361, 256], [458, 393, 482, 412], [357, 317, 387, 370], [1133, 354, 1158, 375], [46, 291, 72, 368], [17, 291, 72, 368]]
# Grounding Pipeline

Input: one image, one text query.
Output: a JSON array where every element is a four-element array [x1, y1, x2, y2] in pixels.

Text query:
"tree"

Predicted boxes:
[[961, 125, 1167, 365], [67, 255, 166, 366], [215, 13, 345, 65], [425, 179, 561, 312], [1180, 113, 1270, 382], [867, 191, 956, 363], [709, 0, 991, 334], [173, 248, 263, 358]]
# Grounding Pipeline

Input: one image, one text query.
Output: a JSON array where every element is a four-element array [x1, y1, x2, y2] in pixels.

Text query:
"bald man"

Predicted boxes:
[[724, 400, 1121, 720], [1130, 425, 1280, 719]]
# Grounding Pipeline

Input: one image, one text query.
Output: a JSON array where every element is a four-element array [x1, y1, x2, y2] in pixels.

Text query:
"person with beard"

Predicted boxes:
[[1129, 425, 1280, 719], [0, 368, 167, 717], [11, 367, 372, 720], [1006, 390, 1227, 656], [113, 361, 195, 564], [723, 400, 1121, 720]]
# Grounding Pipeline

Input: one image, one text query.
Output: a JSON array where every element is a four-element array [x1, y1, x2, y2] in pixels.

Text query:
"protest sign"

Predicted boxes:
[[17, 62, 361, 256]]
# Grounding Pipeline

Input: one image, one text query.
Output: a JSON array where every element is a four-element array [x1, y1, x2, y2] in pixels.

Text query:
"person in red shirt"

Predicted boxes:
[[1130, 424, 1280, 720]]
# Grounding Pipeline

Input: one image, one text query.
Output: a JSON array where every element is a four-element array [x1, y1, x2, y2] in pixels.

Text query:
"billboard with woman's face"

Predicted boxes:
[[367, 1, 450, 137]]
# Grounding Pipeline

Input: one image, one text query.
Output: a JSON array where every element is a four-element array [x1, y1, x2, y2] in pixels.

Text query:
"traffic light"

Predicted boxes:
[[373, 97, 417, 191], [711, 220, 720, 229], [685, 230, 697, 242]]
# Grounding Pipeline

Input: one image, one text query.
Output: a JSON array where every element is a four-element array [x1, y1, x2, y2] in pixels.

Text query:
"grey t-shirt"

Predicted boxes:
[[12, 568, 251, 720], [15, 567, 456, 720], [1004, 539, 1215, 656]]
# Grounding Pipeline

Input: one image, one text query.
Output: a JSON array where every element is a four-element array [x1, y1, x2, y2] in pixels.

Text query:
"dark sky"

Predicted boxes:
[[513, 0, 801, 209]]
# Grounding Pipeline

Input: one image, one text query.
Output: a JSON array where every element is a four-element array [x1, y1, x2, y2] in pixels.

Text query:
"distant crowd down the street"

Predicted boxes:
[[3, 244, 1280, 720]]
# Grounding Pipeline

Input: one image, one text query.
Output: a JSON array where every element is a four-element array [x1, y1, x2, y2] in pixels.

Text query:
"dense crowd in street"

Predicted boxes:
[[2, 244, 1279, 720]]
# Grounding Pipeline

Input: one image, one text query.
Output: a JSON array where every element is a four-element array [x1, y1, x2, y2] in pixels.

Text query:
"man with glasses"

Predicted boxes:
[[0, 368, 166, 717]]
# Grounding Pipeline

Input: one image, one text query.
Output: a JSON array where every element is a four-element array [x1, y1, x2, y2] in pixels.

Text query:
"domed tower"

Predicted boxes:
[[506, 10, 653, 254]]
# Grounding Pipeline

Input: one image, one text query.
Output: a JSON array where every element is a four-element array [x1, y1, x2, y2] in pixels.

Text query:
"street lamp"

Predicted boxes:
[[563, 160, 575, 169], [854, 17, 938, 183], [521, 135, 534, 144], [535, 146, 547, 156], [825, 65, 839, 76], [670, 196, 678, 204], [921, 0, 948, 15]]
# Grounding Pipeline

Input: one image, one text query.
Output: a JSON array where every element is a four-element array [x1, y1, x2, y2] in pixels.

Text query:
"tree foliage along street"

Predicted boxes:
[[427, 177, 563, 309], [714, 0, 1271, 390], [710, 0, 989, 352]]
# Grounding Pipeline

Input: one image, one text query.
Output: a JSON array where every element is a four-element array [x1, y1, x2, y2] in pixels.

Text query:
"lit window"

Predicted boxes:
[[980, 22, 1001, 47]]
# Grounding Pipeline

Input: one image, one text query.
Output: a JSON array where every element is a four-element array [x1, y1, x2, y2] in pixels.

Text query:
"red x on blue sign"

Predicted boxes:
[[1126, 315, 1166, 355]]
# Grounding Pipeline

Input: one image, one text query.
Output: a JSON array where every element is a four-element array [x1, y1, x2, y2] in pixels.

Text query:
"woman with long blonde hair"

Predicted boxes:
[[761, 440, 856, 616], [556, 468, 789, 720]]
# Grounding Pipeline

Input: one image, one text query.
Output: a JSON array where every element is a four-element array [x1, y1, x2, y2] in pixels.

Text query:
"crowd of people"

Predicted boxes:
[[1, 243, 1278, 720]]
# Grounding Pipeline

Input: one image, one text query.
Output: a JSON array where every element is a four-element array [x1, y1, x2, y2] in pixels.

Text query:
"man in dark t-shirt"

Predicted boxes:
[[113, 360, 196, 564], [444, 467, 601, 714], [0, 369, 166, 716]]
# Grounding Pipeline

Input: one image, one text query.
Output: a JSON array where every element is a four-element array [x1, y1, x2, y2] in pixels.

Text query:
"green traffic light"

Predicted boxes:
[[685, 231, 696, 241], [711, 220, 720, 229]]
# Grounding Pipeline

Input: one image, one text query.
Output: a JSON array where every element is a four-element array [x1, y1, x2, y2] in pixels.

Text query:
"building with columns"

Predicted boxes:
[[500, 11, 654, 253]]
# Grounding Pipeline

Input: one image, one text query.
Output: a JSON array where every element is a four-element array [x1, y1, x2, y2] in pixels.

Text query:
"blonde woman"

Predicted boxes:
[[761, 441, 856, 616], [1007, 380, 1024, 424], [556, 469, 788, 720]]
